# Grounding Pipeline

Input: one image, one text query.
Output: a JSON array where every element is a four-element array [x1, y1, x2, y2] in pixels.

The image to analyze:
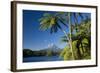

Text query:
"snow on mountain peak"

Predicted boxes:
[[47, 43, 61, 52]]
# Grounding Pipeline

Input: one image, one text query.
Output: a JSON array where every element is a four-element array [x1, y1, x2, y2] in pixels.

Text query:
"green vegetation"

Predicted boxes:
[[39, 12, 91, 60], [23, 49, 47, 57], [23, 48, 61, 57], [60, 46, 72, 60], [46, 50, 53, 56]]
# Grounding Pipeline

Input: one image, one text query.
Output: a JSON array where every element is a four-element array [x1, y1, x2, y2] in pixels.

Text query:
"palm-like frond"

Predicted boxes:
[[61, 36, 69, 43], [39, 13, 69, 34], [39, 14, 55, 31]]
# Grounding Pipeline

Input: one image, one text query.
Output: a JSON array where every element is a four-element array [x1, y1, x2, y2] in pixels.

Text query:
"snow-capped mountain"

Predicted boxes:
[[45, 44, 61, 52]]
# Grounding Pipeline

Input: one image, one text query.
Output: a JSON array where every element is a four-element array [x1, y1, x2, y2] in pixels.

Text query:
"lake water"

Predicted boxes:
[[23, 56, 63, 62]]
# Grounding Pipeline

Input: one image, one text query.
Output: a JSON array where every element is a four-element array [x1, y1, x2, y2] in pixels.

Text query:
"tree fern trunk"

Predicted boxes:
[[61, 29, 70, 46], [68, 13, 75, 60]]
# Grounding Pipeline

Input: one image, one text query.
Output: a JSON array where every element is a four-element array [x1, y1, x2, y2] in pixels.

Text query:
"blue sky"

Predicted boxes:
[[23, 10, 90, 51]]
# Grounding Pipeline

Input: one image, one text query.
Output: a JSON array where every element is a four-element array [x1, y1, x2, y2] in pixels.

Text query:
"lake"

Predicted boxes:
[[23, 56, 63, 62]]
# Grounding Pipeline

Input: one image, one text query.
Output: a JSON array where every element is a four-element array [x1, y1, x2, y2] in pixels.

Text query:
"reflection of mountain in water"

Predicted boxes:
[[23, 44, 62, 57]]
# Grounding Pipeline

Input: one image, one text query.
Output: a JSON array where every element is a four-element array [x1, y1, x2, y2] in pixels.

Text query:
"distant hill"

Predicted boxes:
[[23, 45, 62, 57]]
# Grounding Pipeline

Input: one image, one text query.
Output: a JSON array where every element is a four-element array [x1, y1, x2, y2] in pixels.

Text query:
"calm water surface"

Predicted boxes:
[[23, 56, 63, 62]]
